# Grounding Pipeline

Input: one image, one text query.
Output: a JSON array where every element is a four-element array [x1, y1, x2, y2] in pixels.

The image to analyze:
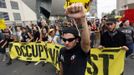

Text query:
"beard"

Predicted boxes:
[[65, 43, 77, 50], [65, 47, 72, 50]]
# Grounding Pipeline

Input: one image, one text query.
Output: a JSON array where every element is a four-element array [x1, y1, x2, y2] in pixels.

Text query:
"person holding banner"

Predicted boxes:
[[99, 18, 128, 75], [58, 3, 90, 75], [99, 18, 128, 50]]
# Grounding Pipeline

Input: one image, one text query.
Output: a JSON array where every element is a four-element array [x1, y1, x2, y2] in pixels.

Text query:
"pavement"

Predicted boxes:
[[124, 56, 134, 75], [0, 58, 56, 75]]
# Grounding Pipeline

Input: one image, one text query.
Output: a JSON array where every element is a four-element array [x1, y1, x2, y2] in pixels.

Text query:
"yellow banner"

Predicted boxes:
[[9, 42, 126, 75], [9, 42, 62, 61], [64, 0, 92, 12], [0, 19, 7, 29], [85, 48, 126, 75]]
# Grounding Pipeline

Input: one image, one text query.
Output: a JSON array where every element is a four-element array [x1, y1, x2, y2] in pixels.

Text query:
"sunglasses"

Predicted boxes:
[[62, 38, 76, 42]]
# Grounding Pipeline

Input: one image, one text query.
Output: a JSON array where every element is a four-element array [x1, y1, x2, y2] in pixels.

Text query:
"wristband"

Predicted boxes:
[[78, 25, 84, 30]]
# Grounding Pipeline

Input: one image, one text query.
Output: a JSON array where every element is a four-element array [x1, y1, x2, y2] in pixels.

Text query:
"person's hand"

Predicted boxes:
[[65, 3, 86, 19], [98, 45, 104, 50], [121, 46, 129, 51]]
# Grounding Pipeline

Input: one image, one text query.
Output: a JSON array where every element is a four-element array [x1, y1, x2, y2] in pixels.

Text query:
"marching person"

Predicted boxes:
[[58, 3, 90, 75], [99, 18, 128, 49], [118, 19, 134, 57], [99, 18, 128, 75]]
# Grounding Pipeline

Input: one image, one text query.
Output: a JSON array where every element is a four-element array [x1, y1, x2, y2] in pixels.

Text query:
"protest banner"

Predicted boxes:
[[9, 42, 126, 75], [9, 42, 62, 62]]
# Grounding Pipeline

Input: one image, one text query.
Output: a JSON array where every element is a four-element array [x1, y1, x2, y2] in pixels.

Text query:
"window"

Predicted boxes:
[[10, 1, 19, 9], [0, 0, 6, 8], [0, 12, 9, 20], [13, 13, 21, 20]]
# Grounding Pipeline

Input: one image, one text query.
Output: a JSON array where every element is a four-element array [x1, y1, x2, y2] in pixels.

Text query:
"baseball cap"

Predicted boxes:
[[48, 28, 54, 35], [106, 18, 117, 24]]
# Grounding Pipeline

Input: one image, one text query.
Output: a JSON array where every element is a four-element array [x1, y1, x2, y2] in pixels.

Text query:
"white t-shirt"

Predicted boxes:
[[48, 35, 59, 44]]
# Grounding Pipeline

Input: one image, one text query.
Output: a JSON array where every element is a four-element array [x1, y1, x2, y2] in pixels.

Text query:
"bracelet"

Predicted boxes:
[[78, 26, 84, 30]]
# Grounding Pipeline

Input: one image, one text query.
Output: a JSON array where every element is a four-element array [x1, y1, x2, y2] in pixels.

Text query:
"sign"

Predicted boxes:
[[64, 0, 92, 12], [0, 19, 7, 29]]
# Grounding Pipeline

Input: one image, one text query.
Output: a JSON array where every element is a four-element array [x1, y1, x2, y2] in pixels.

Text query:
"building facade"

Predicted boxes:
[[22, 0, 96, 18], [117, 0, 134, 15], [89, 0, 97, 17], [0, 0, 37, 25], [22, 0, 66, 18]]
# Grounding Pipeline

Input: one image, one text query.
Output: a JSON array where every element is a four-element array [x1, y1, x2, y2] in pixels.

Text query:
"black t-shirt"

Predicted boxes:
[[33, 30, 40, 41], [100, 30, 127, 47], [58, 43, 89, 75], [0, 38, 13, 53], [21, 32, 30, 42], [42, 36, 48, 41]]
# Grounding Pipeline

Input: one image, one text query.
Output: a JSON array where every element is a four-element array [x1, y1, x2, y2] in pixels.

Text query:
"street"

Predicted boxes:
[[124, 57, 134, 75], [0, 59, 56, 75]]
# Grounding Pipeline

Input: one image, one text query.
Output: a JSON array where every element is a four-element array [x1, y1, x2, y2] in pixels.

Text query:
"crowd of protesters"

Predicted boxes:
[[0, 15, 134, 66]]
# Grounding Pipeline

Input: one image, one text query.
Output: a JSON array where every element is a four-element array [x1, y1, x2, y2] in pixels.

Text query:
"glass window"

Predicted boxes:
[[0, 12, 9, 20], [13, 13, 21, 20], [0, 0, 7, 8], [10, 1, 19, 9]]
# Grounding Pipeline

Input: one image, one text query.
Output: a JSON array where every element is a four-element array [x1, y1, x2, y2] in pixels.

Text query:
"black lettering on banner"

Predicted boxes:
[[99, 54, 114, 75], [66, 0, 70, 6], [44, 45, 49, 58], [38, 45, 44, 57], [87, 54, 98, 75], [54, 45, 60, 65], [55, 45, 60, 49], [31, 45, 38, 57], [21, 46, 27, 57], [102, 50, 120, 52], [55, 50, 59, 65], [15, 44, 44, 57], [84, 2, 90, 9], [66, 1, 90, 10], [69, 2, 72, 5], [15, 46, 22, 56], [15, 45, 27, 57], [25, 45, 32, 57], [15, 45, 30, 57], [67, 2, 76, 6], [48, 48, 55, 64]]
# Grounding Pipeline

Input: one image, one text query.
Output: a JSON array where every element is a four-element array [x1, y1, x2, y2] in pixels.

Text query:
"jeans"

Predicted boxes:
[[90, 32, 95, 48], [126, 43, 134, 57]]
